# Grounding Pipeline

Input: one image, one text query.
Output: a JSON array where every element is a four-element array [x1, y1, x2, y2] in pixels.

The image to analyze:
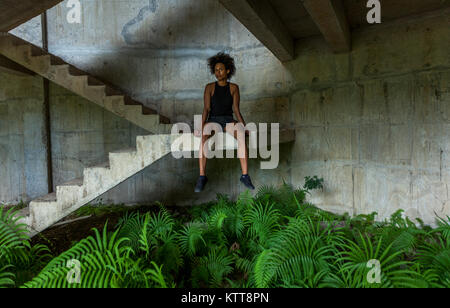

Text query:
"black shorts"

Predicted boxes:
[[206, 115, 237, 131]]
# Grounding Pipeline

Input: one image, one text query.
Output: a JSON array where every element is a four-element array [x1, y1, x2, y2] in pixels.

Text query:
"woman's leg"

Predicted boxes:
[[199, 124, 215, 176], [225, 121, 248, 175]]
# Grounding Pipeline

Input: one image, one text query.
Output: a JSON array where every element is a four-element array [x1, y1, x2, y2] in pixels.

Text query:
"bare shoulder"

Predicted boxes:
[[229, 82, 240, 94], [205, 82, 214, 93]]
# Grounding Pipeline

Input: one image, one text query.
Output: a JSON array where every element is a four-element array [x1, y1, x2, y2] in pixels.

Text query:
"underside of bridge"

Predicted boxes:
[[0, 0, 449, 232]]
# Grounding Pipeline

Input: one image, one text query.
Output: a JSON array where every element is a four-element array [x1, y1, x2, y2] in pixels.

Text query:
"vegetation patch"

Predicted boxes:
[[1, 177, 449, 288]]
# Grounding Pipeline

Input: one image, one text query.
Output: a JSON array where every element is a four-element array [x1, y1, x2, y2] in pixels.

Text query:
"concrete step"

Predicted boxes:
[[124, 97, 156, 116], [31, 54, 51, 63], [86, 76, 105, 86], [29, 45, 47, 57], [56, 178, 84, 210], [51, 64, 70, 76], [66, 75, 89, 92], [32, 192, 57, 203], [82, 162, 112, 196], [49, 55, 66, 66], [59, 178, 84, 187], [84, 84, 107, 101], [15, 207, 31, 228], [15, 44, 31, 58], [109, 148, 140, 177], [136, 134, 175, 163]]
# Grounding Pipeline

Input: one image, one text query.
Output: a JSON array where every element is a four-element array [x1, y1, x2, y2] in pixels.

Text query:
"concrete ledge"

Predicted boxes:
[[171, 128, 296, 154]]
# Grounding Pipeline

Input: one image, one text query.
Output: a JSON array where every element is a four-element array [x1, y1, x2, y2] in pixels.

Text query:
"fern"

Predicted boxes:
[[0, 207, 51, 287], [0, 207, 30, 262], [337, 233, 420, 288], [22, 223, 133, 288], [0, 265, 15, 288], [3, 179, 448, 288], [192, 247, 234, 288], [416, 237, 450, 285], [252, 218, 339, 288], [253, 249, 275, 288], [435, 215, 450, 242], [145, 261, 172, 288], [243, 200, 281, 247], [177, 222, 207, 258]]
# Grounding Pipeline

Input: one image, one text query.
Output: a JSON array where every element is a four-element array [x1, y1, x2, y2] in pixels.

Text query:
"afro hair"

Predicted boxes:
[[207, 52, 236, 80]]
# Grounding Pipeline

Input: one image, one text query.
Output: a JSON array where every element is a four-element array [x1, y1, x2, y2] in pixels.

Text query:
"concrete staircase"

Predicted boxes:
[[0, 33, 173, 134], [17, 134, 177, 235]]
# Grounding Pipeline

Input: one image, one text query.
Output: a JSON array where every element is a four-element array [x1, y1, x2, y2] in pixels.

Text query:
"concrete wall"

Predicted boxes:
[[286, 17, 450, 223], [0, 72, 48, 204], [1, 0, 449, 226]]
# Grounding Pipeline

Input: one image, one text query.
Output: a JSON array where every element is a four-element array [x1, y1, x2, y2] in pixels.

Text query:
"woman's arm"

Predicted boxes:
[[203, 84, 211, 126], [195, 84, 211, 137], [232, 84, 246, 126]]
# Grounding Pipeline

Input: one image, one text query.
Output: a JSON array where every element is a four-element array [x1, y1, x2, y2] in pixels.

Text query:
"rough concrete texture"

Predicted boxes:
[[1, 0, 449, 227], [8, 15, 42, 47], [286, 17, 450, 224], [0, 71, 48, 204]]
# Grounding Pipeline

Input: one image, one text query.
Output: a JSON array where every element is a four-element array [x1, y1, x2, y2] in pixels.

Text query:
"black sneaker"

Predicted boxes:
[[240, 174, 255, 190], [195, 176, 208, 193]]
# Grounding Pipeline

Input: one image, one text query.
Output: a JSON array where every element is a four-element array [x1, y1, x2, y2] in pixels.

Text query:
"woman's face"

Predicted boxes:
[[215, 63, 230, 81]]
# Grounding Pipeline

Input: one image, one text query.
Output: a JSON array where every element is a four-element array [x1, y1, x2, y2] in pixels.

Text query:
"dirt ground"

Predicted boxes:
[[29, 205, 193, 257]]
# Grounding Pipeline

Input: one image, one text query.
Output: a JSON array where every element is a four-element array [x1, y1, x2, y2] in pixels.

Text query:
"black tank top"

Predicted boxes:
[[209, 81, 233, 117]]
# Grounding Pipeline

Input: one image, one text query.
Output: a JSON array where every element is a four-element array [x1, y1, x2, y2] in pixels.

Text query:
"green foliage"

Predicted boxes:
[[303, 176, 324, 192], [0, 207, 51, 288], [192, 247, 234, 288], [1, 177, 449, 288], [332, 233, 418, 288], [178, 222, 207, 258]]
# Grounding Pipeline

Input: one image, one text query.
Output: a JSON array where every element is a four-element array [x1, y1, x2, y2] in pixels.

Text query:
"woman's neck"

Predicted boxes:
[[217, 80, 228, 87]]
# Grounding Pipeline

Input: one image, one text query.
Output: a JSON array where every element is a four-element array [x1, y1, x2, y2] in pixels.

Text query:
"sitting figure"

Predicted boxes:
[[194, 52, 255, 193]]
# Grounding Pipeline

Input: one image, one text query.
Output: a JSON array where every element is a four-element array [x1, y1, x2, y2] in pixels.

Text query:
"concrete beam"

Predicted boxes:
[[219, 0, 295, 62], [0, 0, 63, 33], [301, 0, 351, 53], [0, 54, 35, 76]]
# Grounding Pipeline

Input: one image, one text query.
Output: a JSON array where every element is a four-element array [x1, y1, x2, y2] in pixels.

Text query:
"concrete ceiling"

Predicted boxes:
[[220, 0, 450, 62], [0, 0, 63, 33]]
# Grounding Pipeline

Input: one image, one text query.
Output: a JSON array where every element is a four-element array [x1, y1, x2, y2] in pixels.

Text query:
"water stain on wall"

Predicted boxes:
[[121, 0, 158, 45]]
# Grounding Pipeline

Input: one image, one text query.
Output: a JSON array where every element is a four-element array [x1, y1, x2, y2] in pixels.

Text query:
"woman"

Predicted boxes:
[[194, 52, 255, 193]]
